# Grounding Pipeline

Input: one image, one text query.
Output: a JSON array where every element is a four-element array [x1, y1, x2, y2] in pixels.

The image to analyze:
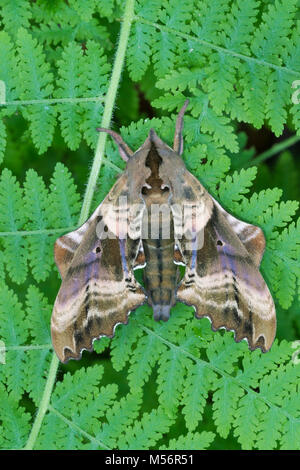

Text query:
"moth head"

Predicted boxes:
[[96, 99, 189, 162]]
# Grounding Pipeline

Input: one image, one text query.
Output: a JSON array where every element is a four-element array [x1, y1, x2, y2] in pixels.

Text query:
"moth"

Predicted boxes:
[[51, 101, 276, 363]]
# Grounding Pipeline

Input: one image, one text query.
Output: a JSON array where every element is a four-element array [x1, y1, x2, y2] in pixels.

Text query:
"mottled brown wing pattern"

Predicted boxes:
[[54, 174, 130, 279], [51, 174, 146, 363], [176, 197, 276, 352], [54, 220, 90, 280], [213, 198, 265, 268]]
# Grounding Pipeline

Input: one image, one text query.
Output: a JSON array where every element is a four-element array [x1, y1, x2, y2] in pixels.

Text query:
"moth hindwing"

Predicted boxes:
[[51, 100, 276, 363]]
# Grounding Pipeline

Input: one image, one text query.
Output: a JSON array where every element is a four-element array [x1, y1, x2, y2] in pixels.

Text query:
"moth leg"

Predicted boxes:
[[133, 249, 146, 269], [174, 244, 185, 265]]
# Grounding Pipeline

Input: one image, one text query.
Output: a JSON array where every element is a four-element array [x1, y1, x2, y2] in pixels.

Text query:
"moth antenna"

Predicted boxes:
[[173, 99, 189, 156], [96, 128, 134, 162]]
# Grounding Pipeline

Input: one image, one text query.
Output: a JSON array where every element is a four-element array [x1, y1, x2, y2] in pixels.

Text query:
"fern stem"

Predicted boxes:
[[23, 0, 136, 450], [133, 15, 300, 77], [24, 354, 59, 450], [0, 96, 105, 107], [79, 0, 136, 225], [0, 227, 76, 237], [0, 344, 51, 352], [248, 135, 300, 167]]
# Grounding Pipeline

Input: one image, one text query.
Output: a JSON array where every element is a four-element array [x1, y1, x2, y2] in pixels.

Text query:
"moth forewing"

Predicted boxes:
[[212, 197, 266, 267], [176, 201, 276, 352], [51, 173, 147, 363]]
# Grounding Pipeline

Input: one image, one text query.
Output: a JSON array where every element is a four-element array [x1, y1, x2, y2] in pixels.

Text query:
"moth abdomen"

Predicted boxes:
[[153, 303, 172, 322], [143, 237, 177, 321]]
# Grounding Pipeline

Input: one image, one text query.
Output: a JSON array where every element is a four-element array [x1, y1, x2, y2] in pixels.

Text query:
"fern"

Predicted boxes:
[[55, 42, 85, 150], [0, 0, 32, 37], [16, 28, 57, 153], [0, 0, 300, 451], [0, 169, 28, 283]]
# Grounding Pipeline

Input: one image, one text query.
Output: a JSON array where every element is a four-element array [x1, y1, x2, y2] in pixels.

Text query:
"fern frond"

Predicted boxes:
[[184, 141, 230, 192], [0, 285, 28, 398], [0, 0, 32, 37], [0, 31, 18, 161], [54, 42, 85, 150], [127, 0, 161, 81], [24, 286, 52, 405], [0, 387, 31, 450], [264, 220, 300, 308], [288, 25, 300, 134], [156, 345, 189, 417], [182, 362, 215, 432], [190, 0, 230, 42], [204, 0, 258, 113], [0, 30, 18, 107], [16, 28, 56, 153], [156, 67, 205, 93], [94, 393, 143, 450], [31, 0, 75, 24], [0, 164, 80, 284], [79, 40, 111, 149], [109, 317, 143, 372], [96, 0, 116, 20], [118, 407, 173, 450], [160, 431, 215, 450], [0, 169, 28, 283], [48, 163, 81, 229], [36, 364, 119, 450], [251, 0, 297, 63], [151, 0, 194, 78], [235, 188, 283, 222], [68, 0, 97, 23], [23, 170, 54, 281], [137, 315, 300, 449], [218, 167, 257, 206], [134, 0, 300, 136]]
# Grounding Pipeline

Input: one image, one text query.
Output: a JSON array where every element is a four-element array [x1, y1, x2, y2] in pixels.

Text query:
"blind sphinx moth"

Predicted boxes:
[[51, 101, 276, 363]]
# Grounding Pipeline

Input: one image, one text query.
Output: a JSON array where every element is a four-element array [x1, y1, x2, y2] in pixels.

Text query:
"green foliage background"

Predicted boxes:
[[0, 0, 300, 450]]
